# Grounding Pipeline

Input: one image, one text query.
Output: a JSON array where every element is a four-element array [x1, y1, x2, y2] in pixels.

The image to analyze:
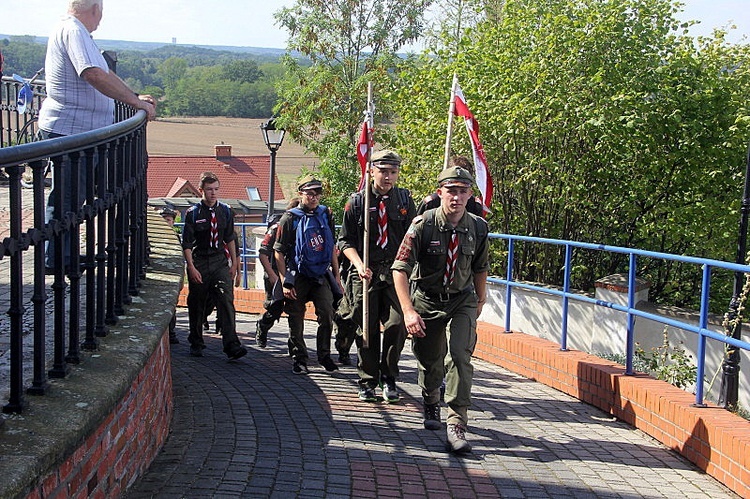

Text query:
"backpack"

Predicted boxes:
[[289, 205, 334, 278], [187, 201, 231, 226], [419, 208, 488, 251], [266, 212, 284, 228]]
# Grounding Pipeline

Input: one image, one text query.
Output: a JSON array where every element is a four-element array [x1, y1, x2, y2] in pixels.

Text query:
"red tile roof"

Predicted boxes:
[[147, 154, 284, 201]]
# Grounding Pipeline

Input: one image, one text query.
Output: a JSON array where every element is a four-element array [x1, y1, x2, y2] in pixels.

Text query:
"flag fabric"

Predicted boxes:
[[453, 82, 493, 214], [357, 120, 371, 191]]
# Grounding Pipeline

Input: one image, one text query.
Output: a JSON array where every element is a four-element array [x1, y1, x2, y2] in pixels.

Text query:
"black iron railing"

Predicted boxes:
[[0, 84, 149, 415]]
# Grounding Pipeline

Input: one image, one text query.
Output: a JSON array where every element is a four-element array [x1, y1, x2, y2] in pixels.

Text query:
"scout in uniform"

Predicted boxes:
[[392, 166, 489, 453], [182, 172, 247, 361], [337, 150, 416, 402]]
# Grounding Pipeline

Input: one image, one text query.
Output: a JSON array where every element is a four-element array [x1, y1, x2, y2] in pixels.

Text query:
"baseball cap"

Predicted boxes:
[[371, 150, 402, 167], [297, 174, 323, 191], [437, 166, 475, 188]]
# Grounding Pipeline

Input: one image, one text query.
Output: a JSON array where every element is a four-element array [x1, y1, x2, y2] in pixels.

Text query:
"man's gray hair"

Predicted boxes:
[[69, 0, 102, 13]]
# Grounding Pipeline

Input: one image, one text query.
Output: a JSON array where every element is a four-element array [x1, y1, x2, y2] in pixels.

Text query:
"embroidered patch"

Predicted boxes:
[[395, 233, 413, 261], [196, 218, 208, 223], [429, 240, 441, 246]]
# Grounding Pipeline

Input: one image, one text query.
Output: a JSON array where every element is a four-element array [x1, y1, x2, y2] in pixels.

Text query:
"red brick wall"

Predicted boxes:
[[474, 323, 750, 499], [25, 333, 173, 498]]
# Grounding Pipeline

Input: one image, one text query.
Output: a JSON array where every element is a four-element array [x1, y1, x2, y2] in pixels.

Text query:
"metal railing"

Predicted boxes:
[[0, 97, 149, 415], [1, 73, 46, 147], [490, 233, 750, 407]]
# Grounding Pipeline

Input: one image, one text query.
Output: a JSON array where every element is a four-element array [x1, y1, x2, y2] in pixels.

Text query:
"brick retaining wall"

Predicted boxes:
[[25, 335, 173, 498]]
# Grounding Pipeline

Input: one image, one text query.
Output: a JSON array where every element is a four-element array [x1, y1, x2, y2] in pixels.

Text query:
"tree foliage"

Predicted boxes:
[[385, 0, 750, 310], [273, 0, 432, 212]]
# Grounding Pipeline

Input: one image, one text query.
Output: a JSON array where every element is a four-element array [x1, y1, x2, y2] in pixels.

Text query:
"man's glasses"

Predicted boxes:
[[302, 190, 322, 198]]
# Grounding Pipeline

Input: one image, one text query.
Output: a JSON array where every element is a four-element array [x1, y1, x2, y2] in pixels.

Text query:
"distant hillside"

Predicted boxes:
[[0, 33, 287, 57]]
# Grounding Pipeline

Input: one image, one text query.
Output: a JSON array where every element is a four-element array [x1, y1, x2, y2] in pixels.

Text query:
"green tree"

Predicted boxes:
[[157, 57, 189, 90], [273, 0, 433, 211], [387, 0, 750, 310], [222, 60, 263, 83]]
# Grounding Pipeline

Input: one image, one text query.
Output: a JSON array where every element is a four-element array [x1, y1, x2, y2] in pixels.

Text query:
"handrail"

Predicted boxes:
[[1, 107, 149, 415], [489, 233, 750, 406]]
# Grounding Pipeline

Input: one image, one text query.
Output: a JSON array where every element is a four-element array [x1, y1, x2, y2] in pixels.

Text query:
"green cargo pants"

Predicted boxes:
[[411, 288, 478, 426]]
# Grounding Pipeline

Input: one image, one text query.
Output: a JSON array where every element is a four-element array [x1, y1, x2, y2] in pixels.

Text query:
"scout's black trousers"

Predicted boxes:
[[187, 252, 242, 354]]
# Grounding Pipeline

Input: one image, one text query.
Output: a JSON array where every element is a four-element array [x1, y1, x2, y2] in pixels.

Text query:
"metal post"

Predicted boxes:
[[268, 148, 276, 221], [719, 141, 750, 409]]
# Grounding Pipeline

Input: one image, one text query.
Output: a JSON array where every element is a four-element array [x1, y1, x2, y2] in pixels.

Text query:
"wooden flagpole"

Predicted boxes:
[[362, 82, 374, 349], [443, 73, 459, 170]]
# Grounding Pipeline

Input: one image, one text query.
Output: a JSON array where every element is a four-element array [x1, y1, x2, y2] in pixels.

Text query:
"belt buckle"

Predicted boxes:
[[438, 292, 450, 303]]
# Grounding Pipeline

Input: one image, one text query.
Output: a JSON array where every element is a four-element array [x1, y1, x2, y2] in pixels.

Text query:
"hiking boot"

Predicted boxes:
[[446, 423, 472, 454], [321, 356, 339, 372], [358, 386, 377, 402], [382, 379, 400, 403], [292, 361, 309, 375], [255, 321, 268, 348], [424, 402, 441, 430], [338, 352, 352, 366], [227, 346, 247, 361]]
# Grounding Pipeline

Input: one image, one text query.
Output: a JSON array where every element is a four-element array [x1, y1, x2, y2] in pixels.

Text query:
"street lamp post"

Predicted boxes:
[[259, 118, 286, 221], [720, 141, 750, 409]]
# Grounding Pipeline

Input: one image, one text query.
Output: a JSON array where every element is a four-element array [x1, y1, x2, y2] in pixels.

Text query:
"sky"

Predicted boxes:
[[0, 0, 747, 49]]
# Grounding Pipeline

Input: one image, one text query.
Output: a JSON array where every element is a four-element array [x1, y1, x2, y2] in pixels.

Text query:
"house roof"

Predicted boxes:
[[147, 154, 285, 201]]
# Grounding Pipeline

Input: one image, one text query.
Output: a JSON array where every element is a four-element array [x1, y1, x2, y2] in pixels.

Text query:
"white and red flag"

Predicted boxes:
[[453, 81, 493, 214], [357, 120, 372, 191]]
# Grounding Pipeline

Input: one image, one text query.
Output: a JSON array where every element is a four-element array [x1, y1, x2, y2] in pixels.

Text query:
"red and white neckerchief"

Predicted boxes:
[[444, 230, 458, 287], [376, 195, 388, 249], [210, 207, 219, 249]]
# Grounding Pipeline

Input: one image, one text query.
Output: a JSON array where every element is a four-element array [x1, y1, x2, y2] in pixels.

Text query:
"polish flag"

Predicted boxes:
[[357, 120, 371, 191], [454, 83, 493, 214]]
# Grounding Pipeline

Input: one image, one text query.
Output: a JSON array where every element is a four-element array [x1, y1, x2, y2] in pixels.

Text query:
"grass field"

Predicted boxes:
[[147, 117, 318, 198]]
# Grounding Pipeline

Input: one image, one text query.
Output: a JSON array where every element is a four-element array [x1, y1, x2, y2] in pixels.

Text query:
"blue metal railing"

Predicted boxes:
[[174, 220, 750, 408], [489, 233, 750, 406]]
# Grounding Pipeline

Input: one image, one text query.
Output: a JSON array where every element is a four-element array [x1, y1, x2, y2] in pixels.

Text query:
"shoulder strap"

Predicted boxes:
[[398, 187, 410, 210], [420, 209, 436, 253], [351, 191, 365, 226]]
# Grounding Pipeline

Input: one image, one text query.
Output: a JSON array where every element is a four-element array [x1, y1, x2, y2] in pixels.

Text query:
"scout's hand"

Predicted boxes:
[[283, 285, 297, 300], [187, 266, 202, 284], [357, 263, 372, 281], [405, 310, 426, 338]]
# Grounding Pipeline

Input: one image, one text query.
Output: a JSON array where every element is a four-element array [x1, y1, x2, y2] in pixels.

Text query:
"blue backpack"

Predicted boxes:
[[289, 205, 334, 278]]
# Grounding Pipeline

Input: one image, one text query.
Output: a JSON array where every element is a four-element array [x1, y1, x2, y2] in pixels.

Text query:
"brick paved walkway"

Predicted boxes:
[[125, 311, 738, 498]]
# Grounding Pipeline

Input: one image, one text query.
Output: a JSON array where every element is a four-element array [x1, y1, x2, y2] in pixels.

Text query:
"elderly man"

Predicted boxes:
[[40, 0, 156, 272]]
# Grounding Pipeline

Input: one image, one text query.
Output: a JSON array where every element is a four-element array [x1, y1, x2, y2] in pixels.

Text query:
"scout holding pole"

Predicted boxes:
[[361, 82, 375, 348]]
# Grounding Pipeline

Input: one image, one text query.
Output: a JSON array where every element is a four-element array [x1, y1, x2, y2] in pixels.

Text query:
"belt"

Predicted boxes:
[[417, 286, 472, 303]]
